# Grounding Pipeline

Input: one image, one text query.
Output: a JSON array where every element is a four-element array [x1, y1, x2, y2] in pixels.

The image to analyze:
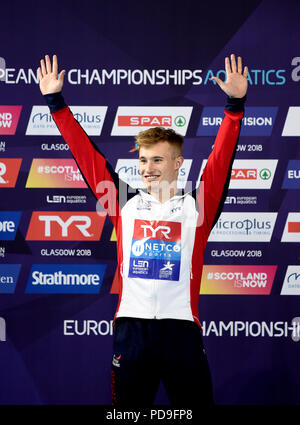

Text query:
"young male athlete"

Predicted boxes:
[[38, 54, 248, 406]]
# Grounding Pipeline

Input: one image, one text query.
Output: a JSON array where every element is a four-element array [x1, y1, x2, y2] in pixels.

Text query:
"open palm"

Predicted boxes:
[[38, 54, 66, 95], [211, 54, 248, 98]]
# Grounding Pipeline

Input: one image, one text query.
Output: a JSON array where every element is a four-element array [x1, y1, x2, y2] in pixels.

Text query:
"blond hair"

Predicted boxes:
[[135, 127, 184, 155]]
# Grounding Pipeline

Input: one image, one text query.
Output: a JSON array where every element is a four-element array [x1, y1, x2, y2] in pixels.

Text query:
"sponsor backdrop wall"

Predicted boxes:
[[0, 0, 299, 405]]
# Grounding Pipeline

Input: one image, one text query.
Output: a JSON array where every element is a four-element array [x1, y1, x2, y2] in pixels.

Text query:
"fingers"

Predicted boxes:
[[230, 54, 237, 73], [40, 58, 47, 77], [225, 56, 231, 75], [37, 67, 43, 81], [226, 54, 247, 76], [237, 56, 242, 74], [211, 76, 225, 89], [53, 54, 58, 76], [45, 55, 52, 74]]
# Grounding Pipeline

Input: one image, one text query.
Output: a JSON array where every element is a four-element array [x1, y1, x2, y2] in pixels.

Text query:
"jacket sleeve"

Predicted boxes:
[[195, 95, 246, 237], [44, 92, 122, 229]]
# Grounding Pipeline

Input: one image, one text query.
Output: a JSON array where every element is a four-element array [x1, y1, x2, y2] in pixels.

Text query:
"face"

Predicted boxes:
[[139, 141, 183, 195]]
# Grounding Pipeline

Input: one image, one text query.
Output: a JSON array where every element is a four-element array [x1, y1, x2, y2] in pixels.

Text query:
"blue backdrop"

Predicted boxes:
[[0, 0, 300, 405]]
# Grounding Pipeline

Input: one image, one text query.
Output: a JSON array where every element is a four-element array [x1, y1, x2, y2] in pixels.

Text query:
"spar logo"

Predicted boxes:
[[0, 264, 21, 294], [0, 158, 22, 188], [0, 212, 22, 240], [281, 266, 300, 295], [26, 106, 107, 136], [200, 265, 277, 295], [282, 107, 300, 136], [282, 160, 300, 189], [129, 220, 181, 281], [26, 158, 87, 188], [26, 264, 106, 294], [26, 211, 107, 241], [111, 106, 192, 136], [209, 212, 277, 242], [0, 106, 22, 135], [197, 159, 277, 189], [115, 158, 192, 189], [281, 213, 300, 242], [197, 106, 278, 136]]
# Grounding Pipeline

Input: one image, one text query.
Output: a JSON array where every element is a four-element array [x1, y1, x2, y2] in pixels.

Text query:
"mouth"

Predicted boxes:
[[143, 175, 160, 182]]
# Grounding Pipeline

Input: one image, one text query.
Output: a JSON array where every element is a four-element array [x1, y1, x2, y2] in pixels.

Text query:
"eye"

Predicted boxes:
[[139, 158, 146, 164], [154, 158, 163, 163]]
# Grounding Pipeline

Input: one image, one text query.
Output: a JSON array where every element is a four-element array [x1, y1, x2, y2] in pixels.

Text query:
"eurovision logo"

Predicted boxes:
[[0, 158, 22, 188], [200, 265, 277, 295], [0, 106, 22, 135], [281, 213, 300, 242], [197, 106, 278, 136], [129, 219, 182, 281], [26, 158, 87, 188], [282, 160, 300, 189], [26, 211, 106, 241], [198, 159, 277, 189], [26, 106, 107, 136], [111, 106, 193, 136]]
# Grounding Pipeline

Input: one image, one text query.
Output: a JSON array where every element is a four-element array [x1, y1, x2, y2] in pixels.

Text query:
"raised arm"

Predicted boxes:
[[196, 54, 248, 235], [38, 55, 121, 229]]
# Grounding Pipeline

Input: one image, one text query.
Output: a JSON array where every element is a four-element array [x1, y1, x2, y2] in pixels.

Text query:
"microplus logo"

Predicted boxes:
[[26, 106, 107, 136], [208, 212, 277, 242], [115, 158, 192, 189], [197, 107, 278, 136], [26, 264, 106, 294]]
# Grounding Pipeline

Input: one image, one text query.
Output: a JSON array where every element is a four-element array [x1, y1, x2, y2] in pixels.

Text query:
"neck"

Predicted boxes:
[[148, 182, 179, 203]]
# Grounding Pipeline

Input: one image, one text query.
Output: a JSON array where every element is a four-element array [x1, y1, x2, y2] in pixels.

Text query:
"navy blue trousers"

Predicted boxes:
[[111, 317, 214, 406]]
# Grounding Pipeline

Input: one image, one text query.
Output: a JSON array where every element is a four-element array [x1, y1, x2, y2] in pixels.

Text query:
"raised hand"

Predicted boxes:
[[211, 54, 248, 98], [38, 54, 66, 95]]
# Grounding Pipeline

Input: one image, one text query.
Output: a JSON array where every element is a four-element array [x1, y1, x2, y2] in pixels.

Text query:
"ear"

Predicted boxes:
[[175, 155, 184, 170]]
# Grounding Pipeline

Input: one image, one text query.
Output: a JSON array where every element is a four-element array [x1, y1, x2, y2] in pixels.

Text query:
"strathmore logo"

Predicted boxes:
[[25, 158, 87, 188], [0, 106, 22, 135], [0, 158, 22, 188], [200, 265, 277, 295], [111, 106, 192, 136], [198, 159, 277, 189], [26, 106, 107, 136], [26, 211, 107, 241], [26, 264, 106, 294]]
